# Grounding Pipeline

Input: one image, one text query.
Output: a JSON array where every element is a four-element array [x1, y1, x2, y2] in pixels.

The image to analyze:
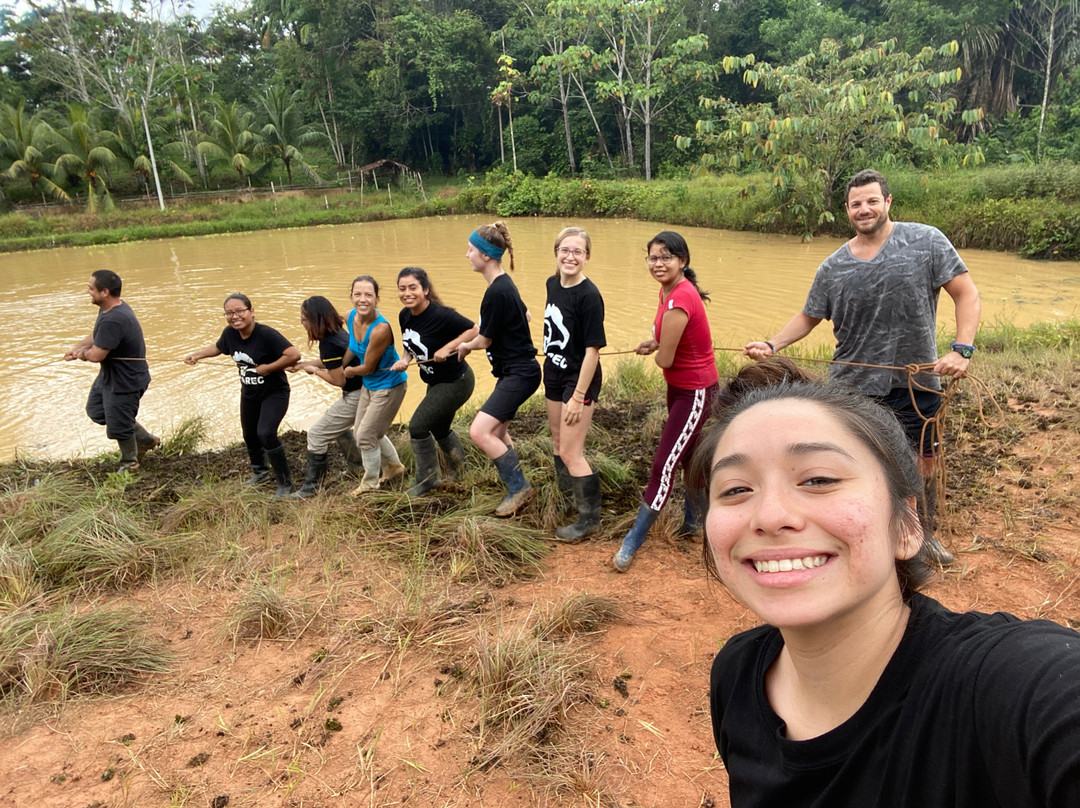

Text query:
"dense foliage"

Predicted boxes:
[[0, 0, 1075, 231]]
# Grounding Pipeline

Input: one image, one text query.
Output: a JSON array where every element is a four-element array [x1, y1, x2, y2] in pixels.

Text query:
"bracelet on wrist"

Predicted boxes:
[[765, 341, 777, 355]]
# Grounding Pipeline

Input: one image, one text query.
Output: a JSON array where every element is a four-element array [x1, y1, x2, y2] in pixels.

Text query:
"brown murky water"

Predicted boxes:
[[4, 215, 1078, 460]]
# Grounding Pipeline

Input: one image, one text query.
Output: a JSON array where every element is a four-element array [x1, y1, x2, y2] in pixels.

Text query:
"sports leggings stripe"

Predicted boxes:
[[643, 383, 719, 511]]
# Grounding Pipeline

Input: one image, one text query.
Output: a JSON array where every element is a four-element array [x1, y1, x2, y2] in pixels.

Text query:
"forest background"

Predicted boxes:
[[0, 0, 1077, 253]]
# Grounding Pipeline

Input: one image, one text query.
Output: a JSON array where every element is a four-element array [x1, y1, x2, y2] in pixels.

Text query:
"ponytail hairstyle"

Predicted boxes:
[[646, 230, 710, 303], [300, 295, 345, 344], [473, 221, 516, 271], [397, 266, 442, 305]]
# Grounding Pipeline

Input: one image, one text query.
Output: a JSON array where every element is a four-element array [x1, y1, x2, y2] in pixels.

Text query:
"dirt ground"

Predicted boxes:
[[2, 380, 1079, 808]]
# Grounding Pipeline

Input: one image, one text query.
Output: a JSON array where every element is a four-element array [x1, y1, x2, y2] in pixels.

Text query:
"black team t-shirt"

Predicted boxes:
[[399, 302, 475, 386], [478, 274, 536, 377], [216, 322, 293, 398], [319, 328, 364, 395]]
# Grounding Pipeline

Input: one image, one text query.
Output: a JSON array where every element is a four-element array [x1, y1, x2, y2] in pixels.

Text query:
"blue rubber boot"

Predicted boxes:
[[613, 503, 660, 572], [492, 447, 534, 517], [680, 487, 708, 536]]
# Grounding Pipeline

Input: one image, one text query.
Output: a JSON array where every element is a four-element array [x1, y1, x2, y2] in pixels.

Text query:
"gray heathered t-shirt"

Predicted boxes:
[[803, 221, 968, 396]]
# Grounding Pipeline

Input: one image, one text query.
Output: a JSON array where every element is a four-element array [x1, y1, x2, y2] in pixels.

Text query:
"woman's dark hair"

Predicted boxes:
[[647, 231, 709, 302], [692, 374, 934, 601], [397, 266, 442, 305], [351, 275, 379, 297], [224, 293, 252, 310], [475, 221, 515, 271], [300, 295, 344, 344]]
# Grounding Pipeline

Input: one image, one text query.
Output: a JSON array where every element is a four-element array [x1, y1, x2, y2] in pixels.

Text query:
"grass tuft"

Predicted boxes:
[[158, 416, 209, 458], [226, 581, 310, 641], [533, 593, 624, 640], [470, 620, 592, 769], [0, 543, 41, 613], [0, 606, 171, 706]]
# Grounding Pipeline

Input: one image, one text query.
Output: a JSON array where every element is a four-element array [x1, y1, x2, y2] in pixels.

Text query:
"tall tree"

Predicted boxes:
[[681, 36, 983, 235], [198, 100, 262, 188], [51, 105, 119, 212], [0, 102, 68, 204], [258, 85, 324, 184]]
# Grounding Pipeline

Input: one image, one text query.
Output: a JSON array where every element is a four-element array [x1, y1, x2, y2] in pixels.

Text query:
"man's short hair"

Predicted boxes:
[[91, 269, 122, 297], [846, 169, 890, 204]]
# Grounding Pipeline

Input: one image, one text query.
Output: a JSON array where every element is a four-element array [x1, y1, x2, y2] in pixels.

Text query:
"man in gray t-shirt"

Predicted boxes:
[[744, 169, 981, 564]]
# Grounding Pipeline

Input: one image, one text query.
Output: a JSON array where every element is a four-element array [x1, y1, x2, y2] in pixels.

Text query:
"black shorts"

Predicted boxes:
[[544, 362, 602, 405], [875, 387, 942, 457], [480, 361, 541, 423]]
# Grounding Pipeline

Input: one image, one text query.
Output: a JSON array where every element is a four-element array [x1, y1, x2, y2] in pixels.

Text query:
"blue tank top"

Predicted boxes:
[[348, 310, 407, 391]]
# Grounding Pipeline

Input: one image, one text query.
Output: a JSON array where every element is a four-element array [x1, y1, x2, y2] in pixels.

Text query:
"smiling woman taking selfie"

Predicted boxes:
[[698, 379, 1080, 808]]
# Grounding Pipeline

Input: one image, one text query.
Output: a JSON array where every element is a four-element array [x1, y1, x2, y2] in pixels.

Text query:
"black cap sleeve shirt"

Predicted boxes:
[[477, 274, 536, 377], [399, 302, 475, 385], [216, 322, 292, 398], [542, 275, 606, 374], [709, 593, 1080, 808]]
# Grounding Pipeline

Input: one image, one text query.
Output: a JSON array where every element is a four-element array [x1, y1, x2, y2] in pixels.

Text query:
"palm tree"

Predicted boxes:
[[197, 100, 262, 188], [0, 103, 70, 205], [51, 105, 118, 213], [258, 85, 326, 185], [107, 115, 193, 198]]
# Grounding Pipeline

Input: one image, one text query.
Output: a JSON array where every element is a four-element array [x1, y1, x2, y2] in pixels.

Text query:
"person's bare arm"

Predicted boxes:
[[256, 345, 301, 376], [343, 324, 393, 378], [64, 336, 94, 361], [184, 345, 222, 365], [654, 308, 689, 369], [435, 326, 479, 362], [744, 312, 822, 360], [935, 273, 982, 377]]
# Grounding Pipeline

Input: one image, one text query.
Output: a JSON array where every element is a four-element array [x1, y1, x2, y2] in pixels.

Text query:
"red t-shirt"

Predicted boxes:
[[653, 279, 718, 390]]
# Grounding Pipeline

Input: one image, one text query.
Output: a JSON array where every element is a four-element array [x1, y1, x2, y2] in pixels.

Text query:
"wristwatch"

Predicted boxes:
[[951, 342, 975, 359]]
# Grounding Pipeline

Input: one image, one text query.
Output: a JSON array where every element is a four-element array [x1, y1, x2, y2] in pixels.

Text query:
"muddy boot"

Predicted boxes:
[[492, 447, 534, 517], [244, 447, 271, 485], [291, 451, 329, 499], [554, 472, 602, 543], [920, 479, 954, 566], [407, 435, 441, 496], [613, 503, 660, 572], [350, 447, 384, 495], [680, 486, 708, 536], [553, 454, 572, 512], [266, 445, 293, 500], [379, 435, 407, 484], [437, 431, 467, 481], [117, 437, 140, 472], [334, 433, 364, 478], [134, 422, 160, 459]]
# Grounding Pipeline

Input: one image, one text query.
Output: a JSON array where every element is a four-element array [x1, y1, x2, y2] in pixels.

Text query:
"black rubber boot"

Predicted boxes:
[[554, 472, 602, 543], [117, 437, 140, 472], [553, 454, 572, 512], [437, 431, 467, 480], [266, 445, 294, 500], [291, 451, 329, 499], [134, 422, 161, 459], [407, 435, 441, 496], [492, 447, 534, 517]]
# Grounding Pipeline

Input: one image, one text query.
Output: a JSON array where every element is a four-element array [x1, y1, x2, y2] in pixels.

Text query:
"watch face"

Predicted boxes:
[[954, 345, 973, 359]]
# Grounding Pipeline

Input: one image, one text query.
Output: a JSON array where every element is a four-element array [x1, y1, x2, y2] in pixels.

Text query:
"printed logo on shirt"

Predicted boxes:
[[402, 328, 433, 377], [232, 350, 264, 385], [543, 303, 570, 369]]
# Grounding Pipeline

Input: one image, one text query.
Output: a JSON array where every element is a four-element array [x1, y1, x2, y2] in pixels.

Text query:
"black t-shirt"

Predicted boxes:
[[319, 328, 363, 395], [216, 322, 292, 398], [710, 593, 1080, 808], [478, 274, 536, 377], [543, 275, 606, 376], [93, 301, 150, 393], [399, 302, 475, 385]]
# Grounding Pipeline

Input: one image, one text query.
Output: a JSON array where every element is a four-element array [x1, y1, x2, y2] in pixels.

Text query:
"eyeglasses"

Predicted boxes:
[[557, 247, 587, 258], [646, 254, 675, 264], [224, 308, 250, 318]]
